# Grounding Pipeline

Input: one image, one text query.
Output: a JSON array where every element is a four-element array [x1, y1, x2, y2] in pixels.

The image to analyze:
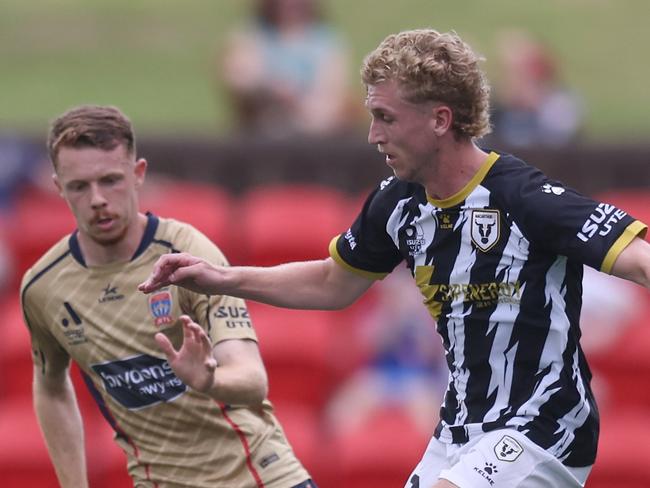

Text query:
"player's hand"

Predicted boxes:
[[154, 315, 217, 394], [138, 252, 223, 295]]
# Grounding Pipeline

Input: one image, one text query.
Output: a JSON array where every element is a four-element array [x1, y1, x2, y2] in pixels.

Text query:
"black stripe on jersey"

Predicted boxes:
[[152, 239, 180, 253]]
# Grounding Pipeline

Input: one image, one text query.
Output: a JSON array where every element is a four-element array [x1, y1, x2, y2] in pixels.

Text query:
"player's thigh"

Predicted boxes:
[[403, 436, 449, 488], [439, 430, 585, 488], [431, 480, 459, 488]]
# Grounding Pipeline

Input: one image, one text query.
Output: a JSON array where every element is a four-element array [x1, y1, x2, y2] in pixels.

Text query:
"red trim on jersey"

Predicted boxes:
[[218, 402, 266, 488]]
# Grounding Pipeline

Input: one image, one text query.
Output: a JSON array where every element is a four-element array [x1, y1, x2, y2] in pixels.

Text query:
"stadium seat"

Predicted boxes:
[[0, 294, 33, 401], [330, 406, 429, 488], [249, 302, 349, 412], [585, 409, 650, 487], [0, 380, 129, 487], [272, 400, 340, 488], [140, 178, 240, 262], [237, 184, 354, 266], [6, 185, 76, 287]]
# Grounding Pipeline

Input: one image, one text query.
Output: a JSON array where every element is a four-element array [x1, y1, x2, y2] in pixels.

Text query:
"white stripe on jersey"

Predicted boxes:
[[446, 187, 491, 428], [482, 220, 529, 423]]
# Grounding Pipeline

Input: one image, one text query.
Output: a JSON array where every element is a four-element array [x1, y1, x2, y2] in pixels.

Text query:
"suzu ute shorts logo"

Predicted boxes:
[[494, 435, 524, 462], [471, 210, 500, 252]]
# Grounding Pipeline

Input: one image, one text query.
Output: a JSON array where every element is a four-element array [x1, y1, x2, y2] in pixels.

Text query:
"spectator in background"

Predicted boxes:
[[221, 0, 356, 137], [491, 29, 584, 148], [325, 266, 446, 436]]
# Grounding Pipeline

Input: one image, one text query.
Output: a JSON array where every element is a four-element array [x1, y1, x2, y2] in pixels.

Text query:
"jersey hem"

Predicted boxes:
[[328, 236, 389, 280], [600, 220, 647, 273]]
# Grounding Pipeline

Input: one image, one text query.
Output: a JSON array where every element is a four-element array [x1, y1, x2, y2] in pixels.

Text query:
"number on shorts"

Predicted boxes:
[[409, 474, 420, 487]]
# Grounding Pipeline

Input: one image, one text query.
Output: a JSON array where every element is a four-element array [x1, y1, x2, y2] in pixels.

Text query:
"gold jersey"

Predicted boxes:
[[21, 214, 310, 488]]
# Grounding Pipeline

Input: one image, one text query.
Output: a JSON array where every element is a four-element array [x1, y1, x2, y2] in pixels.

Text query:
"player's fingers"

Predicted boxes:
[[139, 254, 194, 292], [179, 315, 195, 343], [154, 332, 177, 360]]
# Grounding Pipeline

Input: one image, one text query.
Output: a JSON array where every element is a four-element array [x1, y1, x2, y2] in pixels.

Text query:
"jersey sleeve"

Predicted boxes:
[[329, 177, 404, 279], [20, 275, 71, 375], [505, 168, 647, 272], [176, 226, 257, 344]]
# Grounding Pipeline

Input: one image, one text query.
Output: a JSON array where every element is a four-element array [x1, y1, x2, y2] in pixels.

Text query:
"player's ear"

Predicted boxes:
[[52, 173, 64, 197], [134, 158, 147, 188], [431, 104, 453, 136]]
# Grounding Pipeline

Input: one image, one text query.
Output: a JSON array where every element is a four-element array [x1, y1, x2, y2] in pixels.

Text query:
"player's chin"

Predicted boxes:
[[91, 227, 129, 246]]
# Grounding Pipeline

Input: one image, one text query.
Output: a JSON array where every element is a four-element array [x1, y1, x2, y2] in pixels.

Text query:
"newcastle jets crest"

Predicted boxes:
[[471, 210, 500, 252]]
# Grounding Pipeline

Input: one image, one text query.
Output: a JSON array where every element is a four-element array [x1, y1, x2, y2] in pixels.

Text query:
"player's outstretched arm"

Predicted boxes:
[[138, 253, 221, 295], [155, 315, 268, 405], [33, 364, 89, 488], [140, 254, 374, 311], [611, 236, 650, 289]]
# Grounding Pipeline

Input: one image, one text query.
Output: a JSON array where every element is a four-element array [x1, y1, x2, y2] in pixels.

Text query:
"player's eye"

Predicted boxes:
[[67, 181, 87, 192], [101, 175, 124, 185]]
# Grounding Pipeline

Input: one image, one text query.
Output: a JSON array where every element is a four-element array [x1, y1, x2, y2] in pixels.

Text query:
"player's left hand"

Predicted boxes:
[[155, 315, 217, 393]]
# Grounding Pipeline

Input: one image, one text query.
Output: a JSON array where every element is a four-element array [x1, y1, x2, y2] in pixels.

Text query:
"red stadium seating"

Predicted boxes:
[[140, 178, 239, 262], [249, 303, 348, 412], [0, 398, 129, 487], [237, 184, 354, 266], [6, 185, 76, 287], [586, 409, 650, 487], [331, 406, 429, 488], [272, 400, 340, 488], [0, 294, 33, 401]]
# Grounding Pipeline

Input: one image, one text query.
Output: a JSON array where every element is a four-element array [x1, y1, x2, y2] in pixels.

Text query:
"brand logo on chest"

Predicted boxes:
[[98, 283, 125, 303]]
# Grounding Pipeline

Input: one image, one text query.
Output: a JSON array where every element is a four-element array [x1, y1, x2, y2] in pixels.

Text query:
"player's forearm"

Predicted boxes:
[[222, 259, 364, 310], [207, 364, 268, 405], [33, 376, 89, 488]]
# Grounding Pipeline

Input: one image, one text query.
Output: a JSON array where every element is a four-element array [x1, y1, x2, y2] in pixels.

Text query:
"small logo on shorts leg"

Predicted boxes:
[[494, 434, 524, 462], [473, 462, 498, 485], [484, 462, 498, 475]]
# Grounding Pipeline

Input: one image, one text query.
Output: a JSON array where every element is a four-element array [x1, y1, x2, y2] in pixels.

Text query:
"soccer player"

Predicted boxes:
[[20, 105, 315, 488], [139, 30, 650, 487]]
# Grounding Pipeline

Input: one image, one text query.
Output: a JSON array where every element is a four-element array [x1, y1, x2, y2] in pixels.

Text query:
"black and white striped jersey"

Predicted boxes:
[[330, 151, 647, 467]]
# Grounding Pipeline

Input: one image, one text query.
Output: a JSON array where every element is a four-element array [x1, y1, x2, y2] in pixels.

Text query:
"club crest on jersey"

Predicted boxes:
[[471, 210, 500, 252], [494, 435, 524, 462], [149, 290, 173, 326]]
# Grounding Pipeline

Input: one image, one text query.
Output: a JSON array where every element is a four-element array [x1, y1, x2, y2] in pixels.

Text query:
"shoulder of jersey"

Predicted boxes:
[[20, 234, 73, 293], [483, 152, 545, 193], [154, 216, 223, 258], [375, 176, 423, 199]]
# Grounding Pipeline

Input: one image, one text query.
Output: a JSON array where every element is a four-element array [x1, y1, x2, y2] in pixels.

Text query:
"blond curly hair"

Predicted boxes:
[[362, 29, 491, 139]]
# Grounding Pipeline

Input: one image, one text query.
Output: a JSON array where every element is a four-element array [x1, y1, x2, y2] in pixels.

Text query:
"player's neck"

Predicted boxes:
[[78, 213, 148, 267], [423, 141, 488, 201]]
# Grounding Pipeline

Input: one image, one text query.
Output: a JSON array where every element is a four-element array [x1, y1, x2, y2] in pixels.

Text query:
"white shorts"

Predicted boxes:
[[404, 429, 592, 488]]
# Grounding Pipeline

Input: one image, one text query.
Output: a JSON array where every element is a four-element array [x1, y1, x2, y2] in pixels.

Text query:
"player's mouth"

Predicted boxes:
[[378, 146, 396, 166], [384, 153, 397, 167], [94, 215, 117, 231]]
